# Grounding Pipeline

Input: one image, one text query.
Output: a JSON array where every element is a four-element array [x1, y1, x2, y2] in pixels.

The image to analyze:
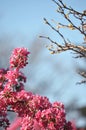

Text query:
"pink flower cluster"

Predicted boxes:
[[0, 47, 75, 130], [10, 47, 30, 69]]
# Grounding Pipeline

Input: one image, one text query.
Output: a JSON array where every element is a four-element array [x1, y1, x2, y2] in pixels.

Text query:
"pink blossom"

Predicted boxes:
[[10, 47, 30, 69], [0, 48, 76, 130], [35, 107, 66, 129], [0, 68, 7, 91], [5, 69, 19, 85], [5, 69, 26, 91]]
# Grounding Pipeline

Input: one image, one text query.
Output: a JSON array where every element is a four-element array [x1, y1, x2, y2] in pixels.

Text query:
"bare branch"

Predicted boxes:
[[52, 0, 86, 36], [41, 0, 86, 84], [40, 36, 86, 57], [44, 18, 67, 44]]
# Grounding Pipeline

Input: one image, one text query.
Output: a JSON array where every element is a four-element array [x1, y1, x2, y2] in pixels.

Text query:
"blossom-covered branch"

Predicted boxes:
[[0, 47, 75, 130]]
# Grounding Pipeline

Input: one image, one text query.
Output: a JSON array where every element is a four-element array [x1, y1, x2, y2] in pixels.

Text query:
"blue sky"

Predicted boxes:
[[0, 0, 86, 125], [0, 0, 86, 44], [0, 0, 55, 44]]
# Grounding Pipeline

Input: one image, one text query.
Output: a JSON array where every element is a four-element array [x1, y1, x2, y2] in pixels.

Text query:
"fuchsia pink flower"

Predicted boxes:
[[10, 47, 30, 69], [0, 68, 7, 91], [0, 47, 76, 130], [5, 69, 26, 89]]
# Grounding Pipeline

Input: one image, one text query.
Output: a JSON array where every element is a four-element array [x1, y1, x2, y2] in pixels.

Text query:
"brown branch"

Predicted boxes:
[[44, 18, 67, 44], [52, 0, 86, 36], [41, 0, 86, 84], [40, 36, 86, 57], [78, 72, 86, 78], [7, 109, 14, 112]]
